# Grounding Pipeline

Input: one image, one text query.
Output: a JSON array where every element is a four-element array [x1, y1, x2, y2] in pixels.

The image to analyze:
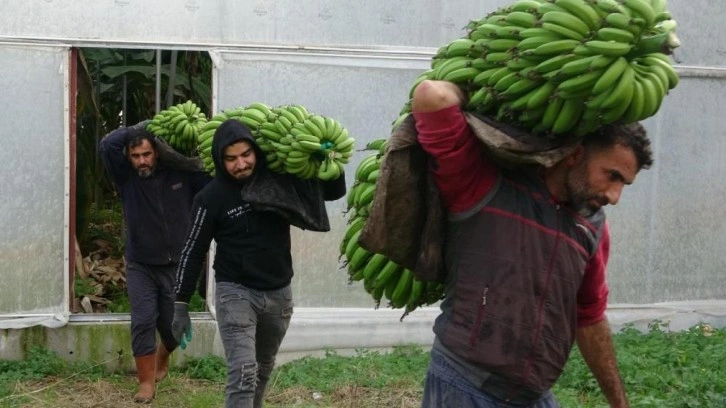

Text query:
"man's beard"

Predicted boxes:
[[136, 166, 154, 178], [565, 170, 606, 217]]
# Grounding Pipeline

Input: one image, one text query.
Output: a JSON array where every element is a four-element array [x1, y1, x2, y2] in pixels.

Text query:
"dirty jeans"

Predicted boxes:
[[126, 260, 177, 356], [422, 349, 560, 408], [216, 281, 294, 408]]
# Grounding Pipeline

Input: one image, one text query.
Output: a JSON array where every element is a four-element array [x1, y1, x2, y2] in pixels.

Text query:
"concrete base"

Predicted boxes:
[[1, 301, 725, 372]]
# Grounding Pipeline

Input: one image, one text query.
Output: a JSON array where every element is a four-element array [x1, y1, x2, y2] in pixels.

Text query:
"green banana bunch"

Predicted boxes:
[[407, 0, 681, 137], [196, 103, 352, 181], [146, 100, 208, 156], [339, 139, 445, 314]]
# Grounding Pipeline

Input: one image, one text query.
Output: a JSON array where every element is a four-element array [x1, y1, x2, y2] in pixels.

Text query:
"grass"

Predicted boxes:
[[1, 322, 724, 407]]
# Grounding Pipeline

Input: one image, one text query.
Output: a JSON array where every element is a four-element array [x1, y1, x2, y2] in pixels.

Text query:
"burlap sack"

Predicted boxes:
[[358, 113, 578, 283]]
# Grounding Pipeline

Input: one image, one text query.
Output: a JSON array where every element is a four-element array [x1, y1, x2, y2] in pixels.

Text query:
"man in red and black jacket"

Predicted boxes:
[[413, 80, 653, 408]]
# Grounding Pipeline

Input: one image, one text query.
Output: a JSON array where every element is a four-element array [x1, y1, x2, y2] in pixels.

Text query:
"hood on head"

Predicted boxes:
[[212, 119, 265, 181]]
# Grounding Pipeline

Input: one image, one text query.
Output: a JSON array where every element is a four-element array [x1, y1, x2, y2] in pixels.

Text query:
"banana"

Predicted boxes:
[[554, 0, 601, 31], [355, 155, 378, 181], [391, 268, 413, 309], [505, 11, 538, 28], [620, 78, 645, 123], [223, 108, 246, 118], [335, 136, 356, 152], [432, 56, 473, 80], [246, 102, 273, 118], [444, 38, 476, 58], [277, 108, 299, 126], [302, 117, 324, 139], [552, 97, 585, 133], [374, 260, 401, 290], [635, 70, 660, 118], [601, 64, 635, 110], [536, 2, 567, 14], [500, 78, 540, 100], [242, 107, 268, 124], [526, 81, 557, 109], [405, 279, 425, 312], [490, 26, 520, 40], [592, 56, 628, 95], [506, 57, 537, 71], [443, 67, 481, 83], [519, 27, 563, 39], [604, 13, 645, 36], [487, 38, 521, 52], [541, 22, 586, 41], [541, 11, 591, 37], [650, 0, 668, 14], [510, 0, 543, 13], [485, 52, 514, 64], [493, 71, 521, 92], [362, 253, 388, 282], [639, 55, 679, 89], [557, 69, 603, 93], [238, 115, 262, 130], [541, 96, 565, 130], [597, 27, 635, 43], [349, 246, 372, 273], [595, 0, 629, 15], [590, 55, 617, 70], [558, 54, 601, 76], [622, 0, 655, 27], [298, 140, 323, 153], [332, 127, 350, 146], [357, 183, 376, 208], [534, 53, 579, 74], [584, 40, 632, 57], [518, 105, 547, 122], [518, 36, 558, 51], [533, 39, 582, 56]]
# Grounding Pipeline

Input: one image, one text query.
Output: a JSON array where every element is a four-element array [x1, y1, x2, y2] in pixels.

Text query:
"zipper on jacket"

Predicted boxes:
[[468, 286, 489, 347]]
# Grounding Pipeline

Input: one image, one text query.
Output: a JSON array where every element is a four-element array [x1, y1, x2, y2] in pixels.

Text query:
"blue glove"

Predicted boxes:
[[171, 302, 193, 350]]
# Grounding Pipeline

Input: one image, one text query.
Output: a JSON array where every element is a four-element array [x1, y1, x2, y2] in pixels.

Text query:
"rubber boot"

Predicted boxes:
[[133, 354, 156, 403], [155, 344, 171, 382]]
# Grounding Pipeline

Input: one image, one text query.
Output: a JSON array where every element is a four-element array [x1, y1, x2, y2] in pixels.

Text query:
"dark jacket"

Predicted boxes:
[[434, 167, 606, 400], [174, 119, 346, 302], [99, 125, 211, 265]]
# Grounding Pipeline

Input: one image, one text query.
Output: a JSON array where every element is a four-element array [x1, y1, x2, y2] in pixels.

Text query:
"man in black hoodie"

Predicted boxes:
[[99, 122, 211, 403], [172, 119, 346, 408]]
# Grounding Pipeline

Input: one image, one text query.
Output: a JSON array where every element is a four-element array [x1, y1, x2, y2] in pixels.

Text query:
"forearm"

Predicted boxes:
[[576, 319, 628, 407], [175, 203, 214, 302], [99, 127, 131, 183]]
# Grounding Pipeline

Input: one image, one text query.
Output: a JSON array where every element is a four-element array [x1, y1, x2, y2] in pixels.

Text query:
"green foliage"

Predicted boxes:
[[2, 324, 725, 407], [555, 321, 726, 407], [175, 355, 227, 382], [270, 345, 428, 392]]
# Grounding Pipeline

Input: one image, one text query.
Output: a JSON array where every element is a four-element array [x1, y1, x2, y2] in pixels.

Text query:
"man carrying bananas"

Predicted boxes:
[[99, 121, 211, 403], [412, 80, 653, 408], [171, 119, 346, 408]]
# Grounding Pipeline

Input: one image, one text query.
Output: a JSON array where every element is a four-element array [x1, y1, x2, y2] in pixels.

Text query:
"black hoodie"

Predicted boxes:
[[174, 119, 346, 302]]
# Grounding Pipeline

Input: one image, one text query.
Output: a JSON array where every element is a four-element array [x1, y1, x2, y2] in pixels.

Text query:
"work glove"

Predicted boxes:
[[171, 302, 193, 350]]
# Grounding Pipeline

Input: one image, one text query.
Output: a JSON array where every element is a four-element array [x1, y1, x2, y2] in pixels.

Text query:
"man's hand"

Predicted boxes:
[[411, 80, 467, 113], [576, 319, 629, 407], [171, 302, 193, 350]]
